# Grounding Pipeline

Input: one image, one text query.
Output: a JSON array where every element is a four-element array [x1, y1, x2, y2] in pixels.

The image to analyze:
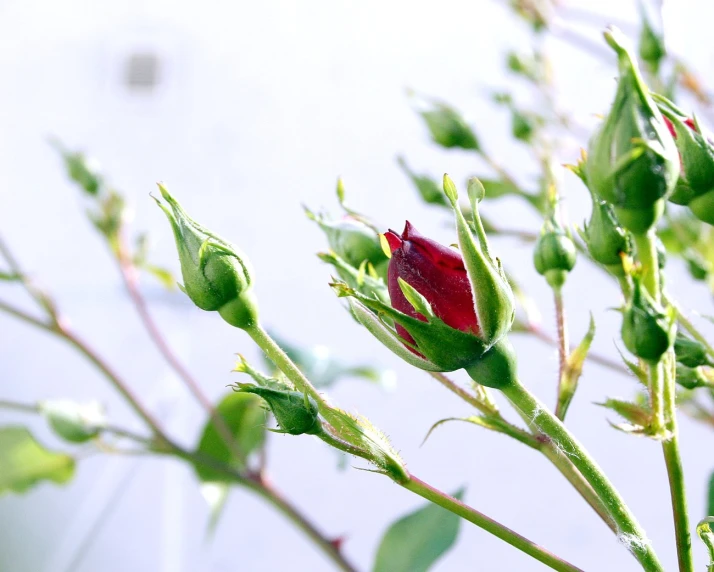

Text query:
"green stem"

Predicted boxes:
[[635, 230, 694, 571], [502, 379, 663, 571], [553, 286, 570, 420], [633, 231, 660, 302], [402, 476, 584, 572], [662, 354, 695, 572]]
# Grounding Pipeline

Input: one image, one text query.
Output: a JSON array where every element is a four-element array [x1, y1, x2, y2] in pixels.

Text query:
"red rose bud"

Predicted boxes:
[[586, 28, 679, 234], [385, 222, 479, 346], [655, 95, 714, 226], [154, 185, 259, 329]]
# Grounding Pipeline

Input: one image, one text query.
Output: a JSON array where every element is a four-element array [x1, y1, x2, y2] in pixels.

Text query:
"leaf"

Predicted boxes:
[[194, 393, 267, 482], [478, 178, 523, 200], [397, 157, 448, 207], [200, 482, 230, 539], [0, 271, 21, 281], [707, 470, 714, 517], [597, 399, 651, 426], [140, 264, 176, 290], [557, 315, 596, 420], [0, 426, 75, 494], [373, 489, 464, 572], [418, 101, 480, 151], [39, 400, 106, 443]]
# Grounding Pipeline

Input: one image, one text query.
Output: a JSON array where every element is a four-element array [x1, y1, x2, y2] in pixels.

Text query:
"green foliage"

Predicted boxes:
[[40, 400, 105, 443], [708, 470, 714, 517], [194, 393, 267, 482], [418, 102, 480, 151], [373, 489, 464, 572], [0, 426, 75, 494]]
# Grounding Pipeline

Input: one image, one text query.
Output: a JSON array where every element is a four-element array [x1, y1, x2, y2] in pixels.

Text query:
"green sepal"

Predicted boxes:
[[332, 281, 488, 371], [443, 175, 515, 347], [348, 299, 442, 372], [582, 192, 631, 276], [233, 385, 322, 436], [674, 332, 714, 368], [464, 338, 518, 389], [317, 250, 389, 305]]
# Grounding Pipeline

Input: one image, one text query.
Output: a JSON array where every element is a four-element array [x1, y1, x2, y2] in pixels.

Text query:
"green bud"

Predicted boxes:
[[235, 385, 322, 436], [586, 28, 679, 234], [154, 185, 258, 329], [583, 195, 631, 276], [533, 223, 577, 288], [675, 364, 711, 390], [674, 333, 713, 368], [621, 275, 676, 363], [689, 191, 714, 226], [638, 9, 666, 72]]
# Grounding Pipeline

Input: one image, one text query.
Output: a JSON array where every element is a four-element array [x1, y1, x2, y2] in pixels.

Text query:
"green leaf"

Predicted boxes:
[[373, 489, 464, 572], [418, 102, 480, 151], [194, 393, 267, 482], [707, 470, 714, 517], [397, 157, 448, 207], [0, 426, 75, 494], [557, 315, 595, 421], [39, 400, 105, 443], [141, 264, 176, 290], [597, 399, 651, 426]]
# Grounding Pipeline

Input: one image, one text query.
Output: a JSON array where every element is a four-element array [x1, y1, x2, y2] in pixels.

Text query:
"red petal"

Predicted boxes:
[[384, 230, 402, 253]]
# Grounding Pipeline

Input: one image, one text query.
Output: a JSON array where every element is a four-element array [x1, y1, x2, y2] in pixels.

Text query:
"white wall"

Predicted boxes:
[[1, 0, 714, 570]]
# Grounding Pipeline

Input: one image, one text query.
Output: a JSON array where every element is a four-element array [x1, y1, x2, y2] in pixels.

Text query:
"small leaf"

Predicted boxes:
[[201, 482, 230, 539], [194, 393, 267, 482], [0, 426, 75, 494], [557, 315, 595, 420], [39, 400, 106, 443], [140, 264, 176, 290], [373, 489, 464, 572], [418, 101, 480, 151], [707, 470, 714, 517], [696, 517, 714, 569], [397, 157, 448, 207], [597, 399, 651, 427], [0, 271, 21, 281]]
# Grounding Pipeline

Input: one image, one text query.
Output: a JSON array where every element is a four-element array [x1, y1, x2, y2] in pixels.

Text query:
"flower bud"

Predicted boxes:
[[638, 10, 666, 73], [235, 385, 322, 436], [621, 275, 676, 363], [655, 97, 714, 226], [675, 364, 711, 390], [154, 185, 258, 329], [586, 28, 679, 234], [533, 221, 577, 288], [583, 195, 631, 277], [674, 332, 713, 368]]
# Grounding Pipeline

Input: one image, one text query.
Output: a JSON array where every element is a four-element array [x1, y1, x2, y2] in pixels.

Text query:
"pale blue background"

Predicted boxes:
[[1, 0, 714, 570]]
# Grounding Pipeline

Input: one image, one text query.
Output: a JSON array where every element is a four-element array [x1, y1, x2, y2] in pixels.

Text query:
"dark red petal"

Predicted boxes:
[[384, 230, 402, 253], [664, 117, 676, 138], [400, 222, 465, 270]]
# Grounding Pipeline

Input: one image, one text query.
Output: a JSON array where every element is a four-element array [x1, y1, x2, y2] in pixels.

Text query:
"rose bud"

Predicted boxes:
[[654, 95, 714, 226], [582, 195, 631, 277], [154, 184, 258, 329], [621, 274, 676, 363], [674, 364, 712, 390], [533, 219, 577, 289], [330, 176, 516, 388], [586, 28, 679, 234], [234, 385, 322, 436], [674, 332, 714, 368]]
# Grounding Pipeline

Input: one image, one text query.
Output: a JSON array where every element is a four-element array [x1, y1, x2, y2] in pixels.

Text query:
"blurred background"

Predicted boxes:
[[1, 0, 714, 570]]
